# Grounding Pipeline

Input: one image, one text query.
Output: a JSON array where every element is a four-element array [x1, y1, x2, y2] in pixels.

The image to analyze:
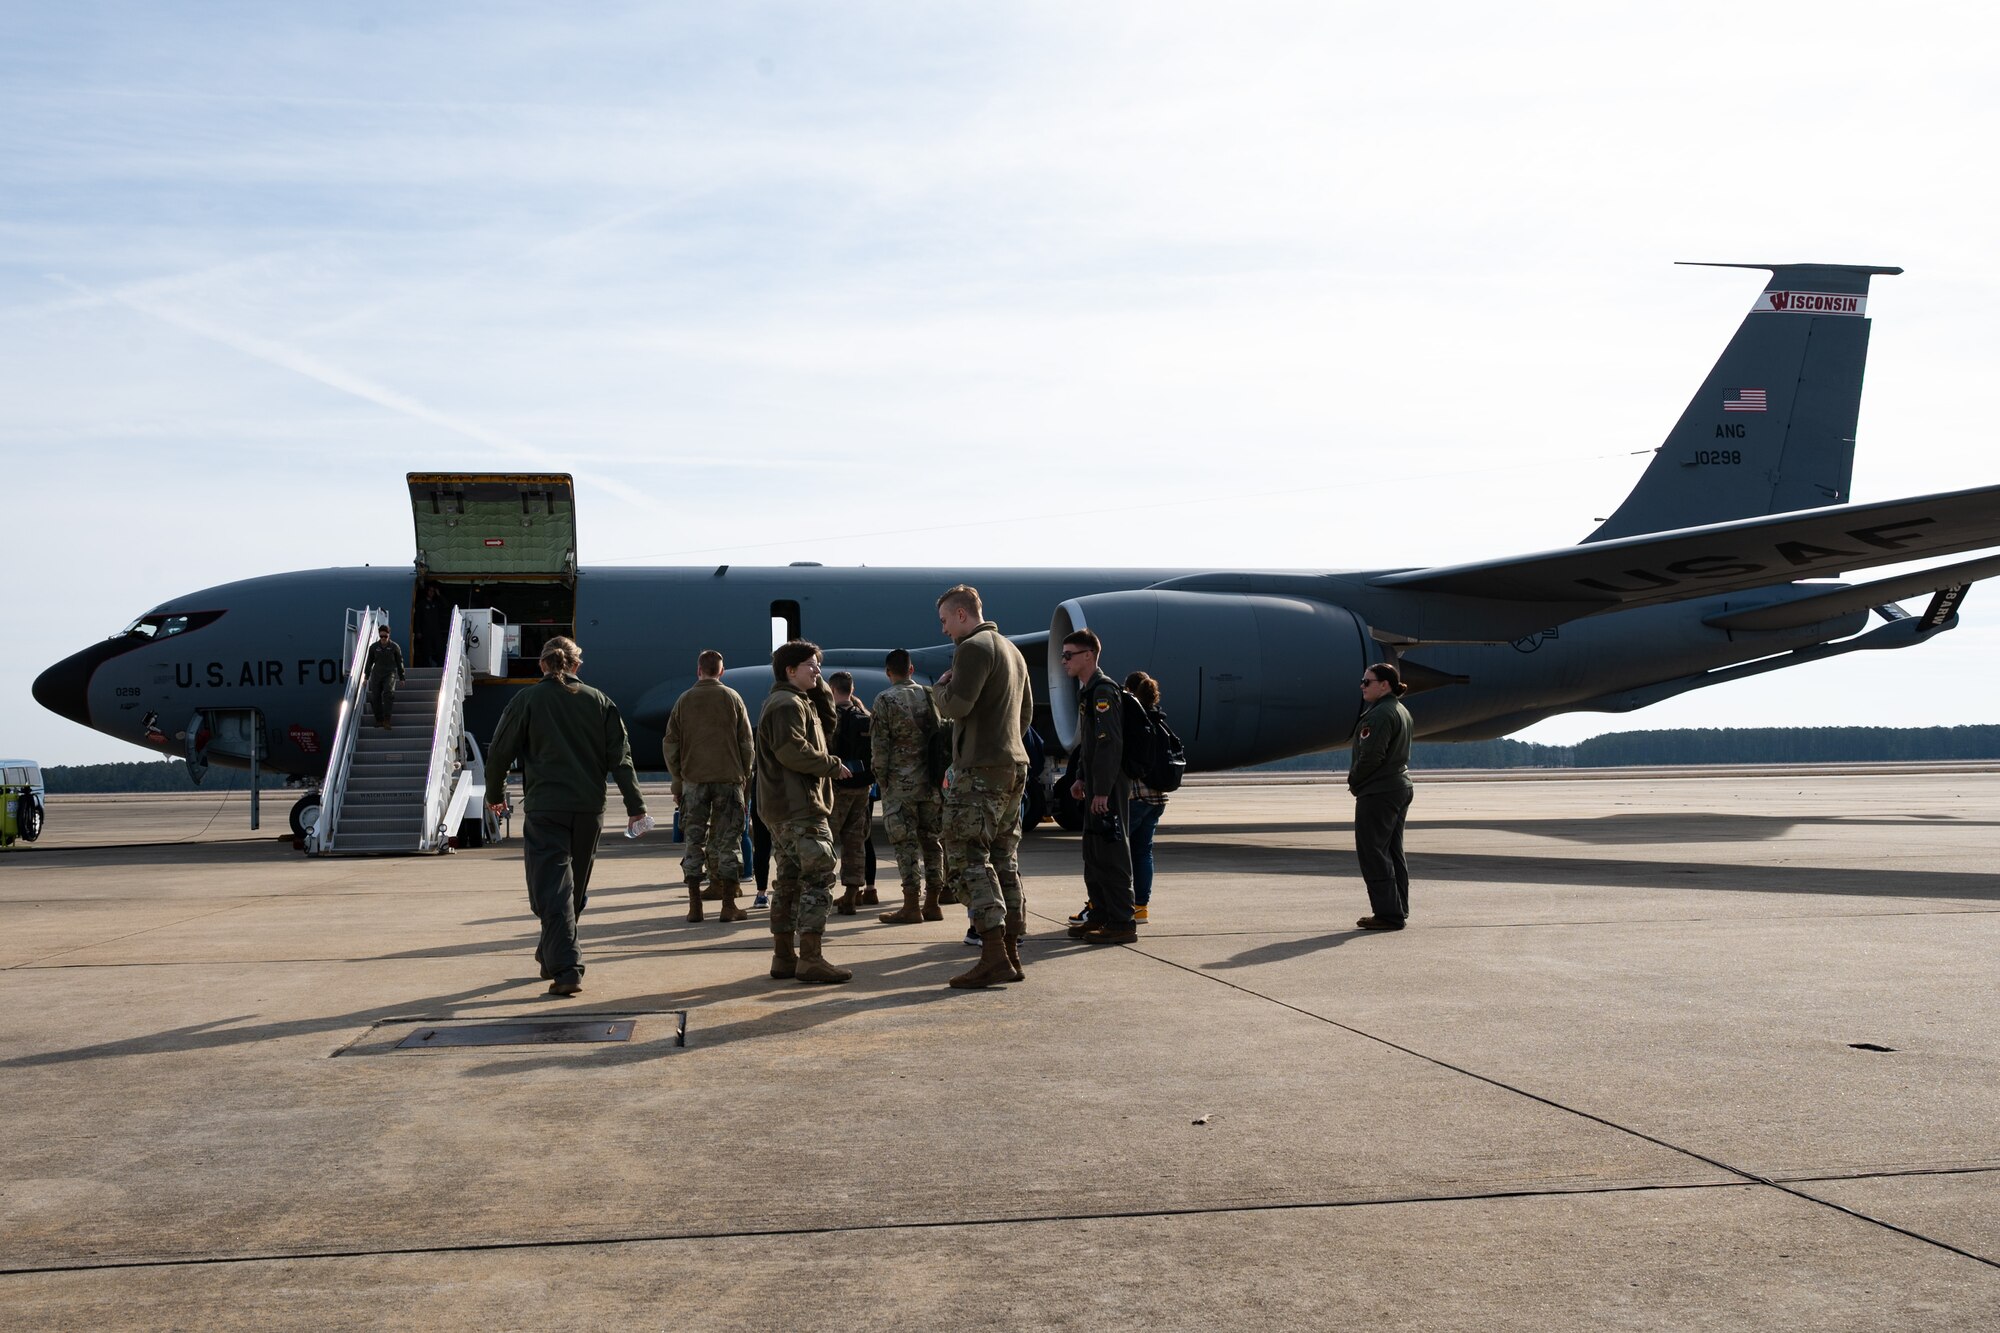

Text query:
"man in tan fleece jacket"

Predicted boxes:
[[661, 649, 753, 923], [931, 584, 1034, 989]]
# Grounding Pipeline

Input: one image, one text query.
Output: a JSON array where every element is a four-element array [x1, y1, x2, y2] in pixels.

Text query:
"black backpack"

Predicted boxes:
[[1144, 706, 1188, 792], [833, 706, 872, 787], [1118, 693, 1187, 793]]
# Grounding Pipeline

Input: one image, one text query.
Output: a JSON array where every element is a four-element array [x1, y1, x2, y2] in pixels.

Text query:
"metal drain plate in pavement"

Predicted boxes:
[[397, 1019, 637, 1049]]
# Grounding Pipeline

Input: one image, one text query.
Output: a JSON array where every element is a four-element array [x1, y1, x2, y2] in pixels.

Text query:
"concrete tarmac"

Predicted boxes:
[[1, 772, 1996, 1329]]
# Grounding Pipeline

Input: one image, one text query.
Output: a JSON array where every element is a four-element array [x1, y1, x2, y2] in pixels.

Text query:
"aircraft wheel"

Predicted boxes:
[[19, 800, 43, 842], [288, 792, 321, 840]]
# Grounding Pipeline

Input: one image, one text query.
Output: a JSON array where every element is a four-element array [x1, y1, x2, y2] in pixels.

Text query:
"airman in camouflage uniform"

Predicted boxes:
[[661, 650, 754, 923], [755, 641, 855, 984], [870, 648, 946, 924], [932, 585, 1034, 988]]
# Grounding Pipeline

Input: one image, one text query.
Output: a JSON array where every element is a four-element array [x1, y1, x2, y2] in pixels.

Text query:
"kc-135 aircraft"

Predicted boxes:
[[33, 262, 2000, 836]]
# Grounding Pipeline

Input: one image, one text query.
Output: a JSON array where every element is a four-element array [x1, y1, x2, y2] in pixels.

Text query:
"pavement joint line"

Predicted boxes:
[[1097, 931, 2000, 1274], [0, 1177, 1764, 1279], [1770, 1164, 2000, 1185], [3, 898, 284, 972]]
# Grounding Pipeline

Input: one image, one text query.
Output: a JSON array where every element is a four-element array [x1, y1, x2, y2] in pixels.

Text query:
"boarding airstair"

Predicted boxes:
[[307, 606, 494, 856]]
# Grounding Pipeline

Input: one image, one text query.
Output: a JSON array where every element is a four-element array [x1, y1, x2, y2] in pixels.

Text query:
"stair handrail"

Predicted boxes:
[[418, 609, 474, 852], [311, 605, 388, 854]]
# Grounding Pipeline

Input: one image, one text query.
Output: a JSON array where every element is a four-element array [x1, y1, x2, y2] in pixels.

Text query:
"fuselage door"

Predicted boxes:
[[408, 474, 576, 583]]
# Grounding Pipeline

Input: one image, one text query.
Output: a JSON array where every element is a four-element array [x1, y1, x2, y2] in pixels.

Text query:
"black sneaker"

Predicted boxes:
[[1066, 902, 1094, 927], [1355, 916, 1405, 931]]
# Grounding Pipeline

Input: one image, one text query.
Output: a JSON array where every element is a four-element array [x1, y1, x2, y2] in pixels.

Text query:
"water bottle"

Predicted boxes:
[[624, 814, 656, 840]]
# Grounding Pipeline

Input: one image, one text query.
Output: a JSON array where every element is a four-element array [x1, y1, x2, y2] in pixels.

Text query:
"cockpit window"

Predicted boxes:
[[118, 612, 211, 640]]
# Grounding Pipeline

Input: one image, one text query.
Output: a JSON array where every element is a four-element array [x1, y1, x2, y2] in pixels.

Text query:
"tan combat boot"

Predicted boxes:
[[834, 886, 860, 916], [949, 927, 1013, 989], [859, 886, 879, 906], [1003, 912, 1025, 983], [879, 888, 924, 924], [716, 881, 748, 922], [920, 885, 944, 922], [794, 931, 853, 985], [685, 881, 705, 924], [769, 931, 797, 980]]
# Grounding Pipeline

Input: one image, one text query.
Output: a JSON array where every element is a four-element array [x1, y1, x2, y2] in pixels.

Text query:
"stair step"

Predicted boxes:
[[326, 836, 425, 854]]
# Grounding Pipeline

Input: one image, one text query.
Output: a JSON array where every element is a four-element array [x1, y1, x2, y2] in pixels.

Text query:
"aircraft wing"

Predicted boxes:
[[1369, 483, 2000, 609], [1701, 551, 2000, 631]]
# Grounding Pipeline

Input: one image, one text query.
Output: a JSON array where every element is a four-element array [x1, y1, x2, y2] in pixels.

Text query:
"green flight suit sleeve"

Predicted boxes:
[[1084, 680, 1123, 800], [1348, 703, 1388, 793], [393, 641, 406, 683], [484, 694, 526, 806], [604, 702, 647, 818]]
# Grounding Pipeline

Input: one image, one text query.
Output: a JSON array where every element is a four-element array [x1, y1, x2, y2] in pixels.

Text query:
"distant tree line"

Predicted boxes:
[[41, 726, 2000, 791], [1248, 726, 2000, 772], [42, 760, 296, 793]]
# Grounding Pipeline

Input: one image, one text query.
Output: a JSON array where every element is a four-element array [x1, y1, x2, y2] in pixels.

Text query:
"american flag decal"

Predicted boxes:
[[1722, 388, 1767, 412]]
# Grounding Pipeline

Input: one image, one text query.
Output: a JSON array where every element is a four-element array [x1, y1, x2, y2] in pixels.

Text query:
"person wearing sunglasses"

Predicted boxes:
[[1350, 662, 1415, 931], [1059, 629, 1137, 945]]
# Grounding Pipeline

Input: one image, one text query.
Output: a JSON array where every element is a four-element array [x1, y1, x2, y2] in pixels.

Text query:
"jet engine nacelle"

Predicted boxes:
[[1050, 591, 1374, 771]]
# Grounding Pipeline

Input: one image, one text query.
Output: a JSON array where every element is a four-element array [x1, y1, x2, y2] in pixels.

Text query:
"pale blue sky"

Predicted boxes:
[[8, 2, 2000, 763]]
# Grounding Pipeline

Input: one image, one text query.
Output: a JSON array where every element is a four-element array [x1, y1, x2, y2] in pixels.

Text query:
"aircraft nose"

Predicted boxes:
[[33, 650, 95, 728]]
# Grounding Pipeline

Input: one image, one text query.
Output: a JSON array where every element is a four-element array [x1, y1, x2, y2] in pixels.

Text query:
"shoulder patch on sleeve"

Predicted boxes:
[[1359, 724, 1372, 739], [1095, 699, 1111, 712]]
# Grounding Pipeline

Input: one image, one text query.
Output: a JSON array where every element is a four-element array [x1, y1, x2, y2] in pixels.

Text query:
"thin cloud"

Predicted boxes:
[[47, 273, 664, 514]]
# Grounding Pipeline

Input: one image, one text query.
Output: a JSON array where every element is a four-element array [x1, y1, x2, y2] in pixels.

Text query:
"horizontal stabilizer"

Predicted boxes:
[[1702, 552, 2000, 631], [1371, 483, 2000, 610]]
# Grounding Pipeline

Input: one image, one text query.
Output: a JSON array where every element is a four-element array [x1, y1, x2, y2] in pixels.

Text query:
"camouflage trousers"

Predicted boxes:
[[678, 781, 746, 885], [770, 813, 838, 935], [881, 789, 944, 897], [830, 787, 872, 888], [943, 764, 1026, 934]]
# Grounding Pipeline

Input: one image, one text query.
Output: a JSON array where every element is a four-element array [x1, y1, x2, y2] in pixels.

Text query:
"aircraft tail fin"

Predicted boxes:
[[1585, 263, 1902, 543]]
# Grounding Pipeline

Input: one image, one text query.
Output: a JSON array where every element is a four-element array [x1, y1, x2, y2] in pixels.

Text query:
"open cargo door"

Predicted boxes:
[[410, 474, 576, 582], [409, 474, 578, 679]]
